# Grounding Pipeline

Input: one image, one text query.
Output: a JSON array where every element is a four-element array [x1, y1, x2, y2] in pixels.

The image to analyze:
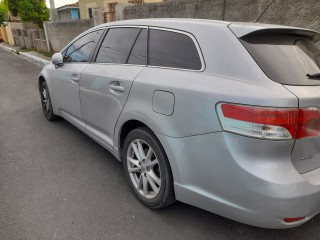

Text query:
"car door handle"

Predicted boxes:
[[109, 85, 125, 92], [71, 74, 80, 82]]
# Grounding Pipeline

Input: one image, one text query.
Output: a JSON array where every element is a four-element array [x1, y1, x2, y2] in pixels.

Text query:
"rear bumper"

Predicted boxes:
[[156, 131, 320, 229]]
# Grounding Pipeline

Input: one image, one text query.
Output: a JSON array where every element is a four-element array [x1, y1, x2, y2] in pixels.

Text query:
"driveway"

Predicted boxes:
[[0, 48, 319, 240]]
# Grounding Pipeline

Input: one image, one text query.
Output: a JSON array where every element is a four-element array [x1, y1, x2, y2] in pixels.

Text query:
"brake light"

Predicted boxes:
[[217, 103, 320, 140], [296, 107, 320, 139], [283, 217, 306, 223]]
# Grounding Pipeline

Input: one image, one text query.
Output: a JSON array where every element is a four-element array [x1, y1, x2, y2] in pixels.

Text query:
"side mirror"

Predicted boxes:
[[51, 53, 63, 68]]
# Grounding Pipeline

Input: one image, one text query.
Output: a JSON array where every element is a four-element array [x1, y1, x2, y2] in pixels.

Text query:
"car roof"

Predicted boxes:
[[96, 18, 231, 27], [93, 18, 320, 42]]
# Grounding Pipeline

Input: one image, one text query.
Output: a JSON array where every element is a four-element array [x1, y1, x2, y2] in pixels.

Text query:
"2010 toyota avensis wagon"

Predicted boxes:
[[38, 19, 320, 228]]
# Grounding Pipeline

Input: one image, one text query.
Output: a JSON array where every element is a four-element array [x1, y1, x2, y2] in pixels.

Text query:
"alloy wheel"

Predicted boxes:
[[41, 87, 50, 113], [127, 139, 161, 199]]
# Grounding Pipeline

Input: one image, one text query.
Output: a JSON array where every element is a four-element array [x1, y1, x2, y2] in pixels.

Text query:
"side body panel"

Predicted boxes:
[[48, 63, 88, 129], [80, 64, 144, 148], [285, 85, 320, 173], [114, 67, 298, 183]]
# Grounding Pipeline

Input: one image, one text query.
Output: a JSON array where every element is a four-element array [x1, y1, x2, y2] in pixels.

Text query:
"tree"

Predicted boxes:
[[0, 0, 8, 25], [6, 0, 18, 17], [18, 0, 49, 27]]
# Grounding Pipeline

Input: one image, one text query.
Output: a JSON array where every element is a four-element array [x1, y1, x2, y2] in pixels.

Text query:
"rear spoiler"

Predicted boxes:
[[228, 23, 320, 42]]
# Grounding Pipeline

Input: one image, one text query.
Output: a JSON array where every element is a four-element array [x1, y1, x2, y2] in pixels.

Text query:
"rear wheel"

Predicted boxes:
[[40, 81, 59, 121], [122, 127, 175, 209]]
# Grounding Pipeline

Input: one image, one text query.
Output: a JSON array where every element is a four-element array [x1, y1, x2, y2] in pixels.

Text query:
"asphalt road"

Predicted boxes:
[[1, 47, 320, 240]]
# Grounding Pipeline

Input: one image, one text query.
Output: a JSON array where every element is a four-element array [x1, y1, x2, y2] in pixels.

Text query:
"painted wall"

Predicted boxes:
[[58, 8, 80, 21], [71, 9, 80, 20]]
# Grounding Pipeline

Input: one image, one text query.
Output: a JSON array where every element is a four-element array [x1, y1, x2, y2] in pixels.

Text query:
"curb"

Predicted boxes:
[[0, 44, 50, 65]]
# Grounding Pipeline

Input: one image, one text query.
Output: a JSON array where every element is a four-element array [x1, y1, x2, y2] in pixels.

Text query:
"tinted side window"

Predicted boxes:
[[65, 30, 103, 63], [96, 28, 141, 64], [148, 29, 202, 70], [127, 29, 147, 65]]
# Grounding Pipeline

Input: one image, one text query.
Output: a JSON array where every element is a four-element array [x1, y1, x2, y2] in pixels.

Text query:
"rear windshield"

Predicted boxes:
[[241, 33, 320, 86]]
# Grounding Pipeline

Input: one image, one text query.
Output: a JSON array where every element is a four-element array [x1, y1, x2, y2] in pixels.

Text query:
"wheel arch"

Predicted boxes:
[[115, 116, 181, 184], [38, 73, 58, 116], [38, 75, 46, 90], [118, 119, 149, 153]]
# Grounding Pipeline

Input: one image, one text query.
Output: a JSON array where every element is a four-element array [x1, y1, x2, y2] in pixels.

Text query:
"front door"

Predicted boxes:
[[50, 63, 87, 129], [50, 29, 104, 129]]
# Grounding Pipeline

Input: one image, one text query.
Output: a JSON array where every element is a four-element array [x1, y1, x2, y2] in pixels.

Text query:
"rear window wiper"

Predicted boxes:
[[306, 73, 320, 79]]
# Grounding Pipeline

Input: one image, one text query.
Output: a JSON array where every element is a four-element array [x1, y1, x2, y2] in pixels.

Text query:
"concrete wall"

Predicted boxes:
[[7, 22, 39, 30], [29, 29, 48, 52], [6, 22, 39, 46], [79, 0, 165, 20], [115, 3, 134, 21], [44, 19, 94, 52], [124, 0, 320, 32], [11, 28, 48, 52], [7, 22, 41, 47], [6, 24, 14, 45], [7, 19, 94, 53]]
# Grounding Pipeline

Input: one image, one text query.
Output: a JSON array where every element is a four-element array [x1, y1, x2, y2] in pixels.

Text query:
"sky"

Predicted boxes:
[[45, 0, 77, 8]]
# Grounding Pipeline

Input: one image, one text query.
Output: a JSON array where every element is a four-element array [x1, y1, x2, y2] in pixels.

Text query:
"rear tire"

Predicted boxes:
[[39, 81, 59, 121], [122, 127, 176, 209]]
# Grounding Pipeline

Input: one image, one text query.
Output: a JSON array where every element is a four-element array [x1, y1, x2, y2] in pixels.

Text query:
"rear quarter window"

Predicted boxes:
[[148, 29, 202, 70]]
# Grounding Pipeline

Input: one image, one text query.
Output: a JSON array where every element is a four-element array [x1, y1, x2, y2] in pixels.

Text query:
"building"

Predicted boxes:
[[57, 2, 80, 21], [79, 0, 165, 22]]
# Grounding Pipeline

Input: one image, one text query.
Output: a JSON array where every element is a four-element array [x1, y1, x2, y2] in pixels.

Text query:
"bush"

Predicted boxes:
[[18, 0, 49, 27]]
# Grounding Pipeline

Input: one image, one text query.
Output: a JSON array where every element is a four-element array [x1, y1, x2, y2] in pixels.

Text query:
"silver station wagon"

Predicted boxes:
[[39, 19, 320, 228]]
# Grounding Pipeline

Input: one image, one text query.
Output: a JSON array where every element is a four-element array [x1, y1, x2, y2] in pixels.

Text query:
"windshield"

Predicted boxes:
[[241, 33, 320, 85]]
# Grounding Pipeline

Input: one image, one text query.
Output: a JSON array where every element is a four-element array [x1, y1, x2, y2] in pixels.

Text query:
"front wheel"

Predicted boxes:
[[39, 81, 59, 121], [122, 127, 175, 209]]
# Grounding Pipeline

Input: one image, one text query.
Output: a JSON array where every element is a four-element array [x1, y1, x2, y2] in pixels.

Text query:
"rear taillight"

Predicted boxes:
[[296, 107, 320, 139], [283, 217, 306, 223], [217, 103, 320, 140]]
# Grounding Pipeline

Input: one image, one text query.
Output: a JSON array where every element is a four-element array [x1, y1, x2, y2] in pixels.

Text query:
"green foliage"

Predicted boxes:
[[6, 0, 18, 16], [0, 0, 8, 24], [18, 0, 49, 27]]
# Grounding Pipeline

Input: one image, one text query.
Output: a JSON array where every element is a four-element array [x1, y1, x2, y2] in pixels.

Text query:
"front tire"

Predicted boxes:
[[122, 127, 175, 209], [39, 81, 59, 121]]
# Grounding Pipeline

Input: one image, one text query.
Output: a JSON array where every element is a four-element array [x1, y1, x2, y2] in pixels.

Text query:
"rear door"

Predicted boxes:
[[80, 27, 147, 148], [240, 31, 320, 173]]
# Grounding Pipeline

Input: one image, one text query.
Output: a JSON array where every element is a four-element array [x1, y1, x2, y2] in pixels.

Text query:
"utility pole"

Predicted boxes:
[[49, 0, 58, 21]]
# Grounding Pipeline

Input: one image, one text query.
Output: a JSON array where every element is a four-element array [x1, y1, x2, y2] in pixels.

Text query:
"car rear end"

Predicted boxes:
[[159, 22, 320, 229], [219, 23, 320, 227], [235, 25, 320, 174]]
